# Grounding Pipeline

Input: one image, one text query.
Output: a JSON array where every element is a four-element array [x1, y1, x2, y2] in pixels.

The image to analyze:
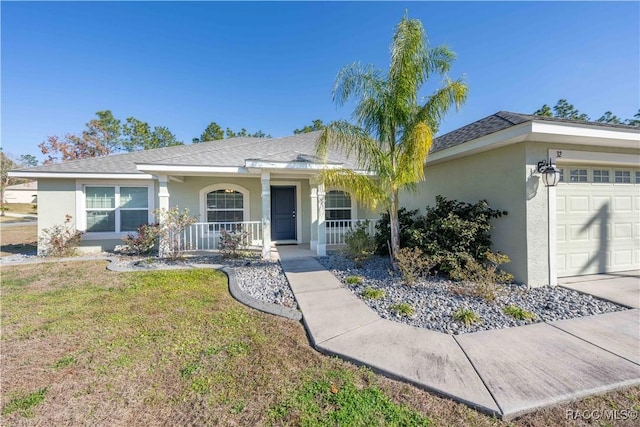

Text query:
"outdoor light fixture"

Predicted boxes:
[[537, 158, 561, 187]]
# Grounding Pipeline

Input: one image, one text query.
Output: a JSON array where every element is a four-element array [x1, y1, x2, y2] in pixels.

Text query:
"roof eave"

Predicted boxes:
[[8, 171, 153, 180]]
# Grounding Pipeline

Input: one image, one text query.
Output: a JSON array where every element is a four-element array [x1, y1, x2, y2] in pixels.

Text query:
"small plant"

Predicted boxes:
[[121, 223, 160, 255], [39, 214, 83, 257], [344, 220, 376, 267], [450, 251, 513, 301], [453, 307, 481, 326], [361, 287, 385, 300], [153, 207, 197, 260], [394, 247, 437, 286], [219, 227, 250, 258], [502, 305, 536, 322], [345, 275, 363, 285], [390, 302, 414, 317]]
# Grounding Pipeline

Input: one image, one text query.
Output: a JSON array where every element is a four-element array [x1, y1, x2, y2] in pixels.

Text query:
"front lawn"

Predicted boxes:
[[1, 261, 638, 426]]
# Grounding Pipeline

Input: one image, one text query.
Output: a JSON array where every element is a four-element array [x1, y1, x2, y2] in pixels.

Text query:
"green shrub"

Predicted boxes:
[[450, 251, 513, 301], [503, 305, 536, 321], [374, 208, 419, 254], [375, 197, 507, 278], [345, 276, 363, 285], [453, 308, 481, 326], [122, 223, 160, 255], [395, 247, 437, 286], [390, 302, 414, 317], [344, 220, 376, 267], [361, 287, 385, 300], [39, 214, 83, 257]]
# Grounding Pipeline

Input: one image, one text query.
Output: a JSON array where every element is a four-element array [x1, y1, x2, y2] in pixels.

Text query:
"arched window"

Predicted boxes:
[[200, 184, 249, 223], [325, 190, 352, 221]]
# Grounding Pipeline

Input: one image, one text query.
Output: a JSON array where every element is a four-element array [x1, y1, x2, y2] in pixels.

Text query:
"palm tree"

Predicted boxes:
[[316, 13, 468, 259]]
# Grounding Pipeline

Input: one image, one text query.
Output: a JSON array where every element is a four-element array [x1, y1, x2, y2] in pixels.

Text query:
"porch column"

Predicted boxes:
[[261, 171, 271, 259], [316, 182, 326, 256], [310, 179, 318, 251], [158, 175, 170, 257], [158, 175, 170, 211]]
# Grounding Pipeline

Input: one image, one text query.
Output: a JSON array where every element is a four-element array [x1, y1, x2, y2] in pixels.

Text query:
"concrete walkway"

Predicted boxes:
[[559, 270, 640, 309], [278, 252, 640, 420]]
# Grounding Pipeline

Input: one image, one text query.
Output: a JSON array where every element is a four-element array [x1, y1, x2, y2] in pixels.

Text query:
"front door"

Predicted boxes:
[[271, 186, 296, 241]]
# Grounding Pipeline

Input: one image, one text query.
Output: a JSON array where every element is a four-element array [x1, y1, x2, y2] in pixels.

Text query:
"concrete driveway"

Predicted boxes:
[[559, 270, 640, 308]]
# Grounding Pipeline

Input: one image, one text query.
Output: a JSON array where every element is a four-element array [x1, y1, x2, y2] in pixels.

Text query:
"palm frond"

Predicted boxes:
[[396, 121, 433, 187], [417, 78, 468, 131], [318, 169, 387, 210], [333, 62, 385, 107], [424, 45, 455, 77], [316, 121, 391, 175], [389, 15, 428, 107]]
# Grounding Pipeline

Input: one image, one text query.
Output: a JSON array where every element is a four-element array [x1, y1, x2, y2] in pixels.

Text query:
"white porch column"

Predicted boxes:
[[157, 175, 170, 257], [316, 182, 326, 256], [261, 172, 271, 259], [310, 179, 318, 251], [158, 175, 170, 211]]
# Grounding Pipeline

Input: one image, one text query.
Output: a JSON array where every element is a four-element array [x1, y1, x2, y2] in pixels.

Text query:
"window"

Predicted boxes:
[[558, 168, 564, 182], [206, 189, 244, 222], [326, 191, 352, 223], [569, 169, 587, 182], [636, 171, 640, 184], [615, 170, 631, 183], [85, 186, 149, 232], [593, 170, 610, 183]]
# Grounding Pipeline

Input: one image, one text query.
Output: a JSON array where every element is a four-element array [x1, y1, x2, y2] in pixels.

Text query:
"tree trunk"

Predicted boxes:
[[388, 191, 400, 265]]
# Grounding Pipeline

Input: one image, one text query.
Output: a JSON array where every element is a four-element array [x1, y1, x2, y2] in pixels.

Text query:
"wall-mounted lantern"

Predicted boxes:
[[537, 158, 561, 187]]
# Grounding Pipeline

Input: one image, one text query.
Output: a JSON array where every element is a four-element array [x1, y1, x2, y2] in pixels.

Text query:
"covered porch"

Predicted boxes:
[[149, 170, 377, 258]]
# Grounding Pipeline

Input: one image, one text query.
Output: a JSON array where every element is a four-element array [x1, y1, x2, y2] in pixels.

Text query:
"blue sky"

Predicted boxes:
[[2, 1, 639, 161]]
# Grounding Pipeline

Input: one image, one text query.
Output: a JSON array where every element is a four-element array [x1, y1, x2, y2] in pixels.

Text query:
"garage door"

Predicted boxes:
[[556, 167, 640, 277]]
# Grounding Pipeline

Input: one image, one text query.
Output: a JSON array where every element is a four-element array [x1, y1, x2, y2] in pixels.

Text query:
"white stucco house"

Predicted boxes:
[[10, 112, 640, 287], [3, 181, 37, 204]]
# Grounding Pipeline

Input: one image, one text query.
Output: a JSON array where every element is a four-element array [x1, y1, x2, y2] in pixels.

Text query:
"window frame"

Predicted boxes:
[[199, 183, 250, 225], [77, 181, 154, 240], [614, 170, 631, 184], [592, 169, 611, 184], [325, 190, 356, 226]]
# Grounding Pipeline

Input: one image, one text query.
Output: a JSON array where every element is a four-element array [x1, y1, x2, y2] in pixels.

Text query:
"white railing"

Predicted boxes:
[[325, 219, 377, 245], [180, 221, 262, 252]]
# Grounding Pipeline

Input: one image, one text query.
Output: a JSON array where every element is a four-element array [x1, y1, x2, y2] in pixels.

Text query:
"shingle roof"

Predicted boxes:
[[13, 131, 357, 175], [431, 111, 639, 154]]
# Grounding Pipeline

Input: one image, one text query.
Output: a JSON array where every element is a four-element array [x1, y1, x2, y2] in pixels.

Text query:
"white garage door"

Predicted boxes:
[[556, 167, 640, 277]]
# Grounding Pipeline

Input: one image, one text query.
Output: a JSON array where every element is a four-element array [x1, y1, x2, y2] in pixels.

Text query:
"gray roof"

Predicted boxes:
[[432, 111, 639, 154], [14, 131, 357, 175]]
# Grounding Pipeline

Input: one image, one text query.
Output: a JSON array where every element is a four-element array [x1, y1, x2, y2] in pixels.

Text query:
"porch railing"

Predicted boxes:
[[180, 221, 263, 252], [325, 219, 377, 245]]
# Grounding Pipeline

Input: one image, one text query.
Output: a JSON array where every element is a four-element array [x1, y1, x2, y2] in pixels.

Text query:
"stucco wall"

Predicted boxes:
[[36, 179, 77, 254], [400, 143, 532, 285]]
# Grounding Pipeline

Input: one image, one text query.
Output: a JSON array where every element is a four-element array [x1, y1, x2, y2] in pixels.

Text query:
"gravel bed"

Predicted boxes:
[[317, 252, 627, 335]]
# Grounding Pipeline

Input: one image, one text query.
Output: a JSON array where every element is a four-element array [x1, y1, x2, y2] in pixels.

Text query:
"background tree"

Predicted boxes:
[[193, 121, 224, 143], [597, 111, 622, 125], [294, 119, 325, 134], [534, 100, 639, 126], [552, 99, 590, 120], [1, 151, 19, 215], [316, 13, 467, 260], [39, 132, 111, 164], [18, 154, 38, 167], [121, 117, 183, 151]]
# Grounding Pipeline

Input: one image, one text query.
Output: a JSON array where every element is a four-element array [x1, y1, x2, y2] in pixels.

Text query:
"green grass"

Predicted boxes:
[[2, 388, 48, 417], [361, 287, 385, 300], [502, 305, 537, 321], [453, 308, 481, 326], [269, 368, 431, 426], [345, 275, 363, 285], [390, 303, 415, 317]]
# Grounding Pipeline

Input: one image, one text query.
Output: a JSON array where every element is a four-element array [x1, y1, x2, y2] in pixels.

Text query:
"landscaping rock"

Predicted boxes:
[[317, 252, 626, 334]]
